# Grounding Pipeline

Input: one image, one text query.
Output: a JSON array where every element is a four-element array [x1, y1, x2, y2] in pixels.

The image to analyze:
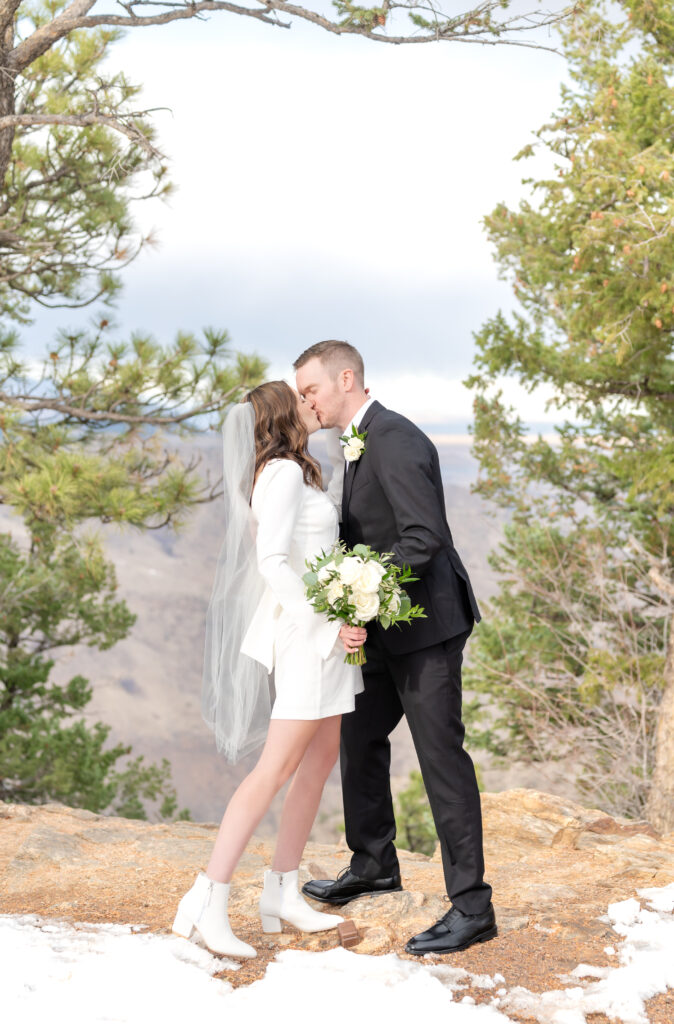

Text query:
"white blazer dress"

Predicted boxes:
[[240, 457, 364, 719]]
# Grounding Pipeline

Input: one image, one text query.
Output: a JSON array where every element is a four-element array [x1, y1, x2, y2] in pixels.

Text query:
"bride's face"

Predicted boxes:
[[294, 389, 321, 434]]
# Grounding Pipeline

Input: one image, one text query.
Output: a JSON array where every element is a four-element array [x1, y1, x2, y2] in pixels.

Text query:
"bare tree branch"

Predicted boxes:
[[7, 0, 573, 75]]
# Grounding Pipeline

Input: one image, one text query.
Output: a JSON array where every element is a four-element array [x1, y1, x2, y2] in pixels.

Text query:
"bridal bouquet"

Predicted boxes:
[[303, 541, 426, 665]]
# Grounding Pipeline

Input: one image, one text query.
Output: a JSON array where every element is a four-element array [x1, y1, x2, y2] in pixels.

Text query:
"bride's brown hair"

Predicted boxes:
[[243, 381, 322, 489]]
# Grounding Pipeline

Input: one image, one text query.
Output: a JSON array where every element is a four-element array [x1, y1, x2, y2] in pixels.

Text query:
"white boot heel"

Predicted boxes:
[[260, 913, 282, 933], [171, 908, 194, 939], [172, 872, 257, 959], [259, 869, 344, 934]]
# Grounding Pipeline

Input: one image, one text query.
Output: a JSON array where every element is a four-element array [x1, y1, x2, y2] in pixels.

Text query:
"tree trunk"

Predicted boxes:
[[0, 24, 17, 187], [645, 611, 674, 833]]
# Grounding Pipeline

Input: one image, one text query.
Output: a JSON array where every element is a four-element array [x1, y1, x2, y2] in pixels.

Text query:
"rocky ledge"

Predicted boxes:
[[1, 789, 673, 1016]]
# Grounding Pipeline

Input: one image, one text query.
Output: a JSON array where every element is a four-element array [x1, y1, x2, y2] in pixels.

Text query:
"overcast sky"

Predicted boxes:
[[23, 10, 570, 427]]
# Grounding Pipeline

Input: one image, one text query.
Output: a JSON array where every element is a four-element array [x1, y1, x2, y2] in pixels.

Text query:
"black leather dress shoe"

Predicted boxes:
[[301, 867, 402, 905], [405, 903, 497, 955]]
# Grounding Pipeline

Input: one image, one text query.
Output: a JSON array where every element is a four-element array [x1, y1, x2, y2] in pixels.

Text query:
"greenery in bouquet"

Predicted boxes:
[[303, 542, 426, 665]]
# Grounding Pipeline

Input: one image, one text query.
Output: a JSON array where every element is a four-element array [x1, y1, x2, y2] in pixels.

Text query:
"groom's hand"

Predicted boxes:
[[339, 624, 367, 654]]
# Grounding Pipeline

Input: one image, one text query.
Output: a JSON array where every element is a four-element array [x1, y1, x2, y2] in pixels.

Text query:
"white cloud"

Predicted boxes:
[[22, 18, 568, 415], [116, 30, 561, 286]]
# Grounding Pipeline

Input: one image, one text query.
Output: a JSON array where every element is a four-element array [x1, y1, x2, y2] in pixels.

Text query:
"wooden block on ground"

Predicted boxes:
[[338, 919, 360, 948]]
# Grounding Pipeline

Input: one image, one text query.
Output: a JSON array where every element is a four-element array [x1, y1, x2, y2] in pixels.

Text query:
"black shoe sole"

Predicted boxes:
[[404, 925, 498, 955], [302, 885, 403, 906]]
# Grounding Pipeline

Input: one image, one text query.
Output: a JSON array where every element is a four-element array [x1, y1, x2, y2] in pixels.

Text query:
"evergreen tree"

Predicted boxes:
[[465, 1, 674, 827], [1, 11, 169, 320], [0, 530, 188, 818], [0, 324, 265, 814], [0, 9, 267, 814], [0, 322, 266, 535]]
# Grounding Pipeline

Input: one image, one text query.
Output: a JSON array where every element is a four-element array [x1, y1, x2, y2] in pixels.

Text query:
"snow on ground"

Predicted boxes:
[[500, 884, 674, 1024], [3, 883, 673, 1024]]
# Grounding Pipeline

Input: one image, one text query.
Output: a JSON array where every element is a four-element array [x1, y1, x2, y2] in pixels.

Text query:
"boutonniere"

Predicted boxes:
[[340, 424, 367, 463]]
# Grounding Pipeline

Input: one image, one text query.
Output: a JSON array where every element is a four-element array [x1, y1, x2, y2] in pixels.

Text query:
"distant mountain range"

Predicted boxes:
[[1, 430, 571, 833]]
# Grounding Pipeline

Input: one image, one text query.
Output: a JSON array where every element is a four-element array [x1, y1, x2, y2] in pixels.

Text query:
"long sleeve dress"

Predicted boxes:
[[246, 456, 363, 719]]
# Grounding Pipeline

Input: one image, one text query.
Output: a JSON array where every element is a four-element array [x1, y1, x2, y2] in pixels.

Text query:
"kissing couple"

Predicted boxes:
[[172, 339, 496, 959]]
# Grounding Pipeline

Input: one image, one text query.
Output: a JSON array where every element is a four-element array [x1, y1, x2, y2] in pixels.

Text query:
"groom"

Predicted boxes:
[[294, 340, 495, 955]]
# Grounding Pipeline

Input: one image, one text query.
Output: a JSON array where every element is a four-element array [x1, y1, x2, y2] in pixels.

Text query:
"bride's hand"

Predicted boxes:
[[339, 624, 367, 654]]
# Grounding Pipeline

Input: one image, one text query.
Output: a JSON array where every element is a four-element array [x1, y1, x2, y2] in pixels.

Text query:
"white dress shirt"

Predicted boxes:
[[322, 396, 375, 521]]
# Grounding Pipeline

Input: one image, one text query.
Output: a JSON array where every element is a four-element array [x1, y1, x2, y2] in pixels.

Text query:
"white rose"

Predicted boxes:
[[353, 589, 380, 622], [317, 562, 335, 582], [343, 442, 362, 463], [356, 561, 386, 593], [326, 579, 345, 604], [338, 556, 364, 586], [387, 590, 401, 614]]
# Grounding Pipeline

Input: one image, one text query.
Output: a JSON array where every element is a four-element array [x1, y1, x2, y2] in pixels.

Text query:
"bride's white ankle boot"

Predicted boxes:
[[259, 868, 344, 933], [172, 871, 256, 958]]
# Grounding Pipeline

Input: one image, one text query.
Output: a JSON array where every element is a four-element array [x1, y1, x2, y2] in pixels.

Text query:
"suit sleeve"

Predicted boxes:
[[323, 427, 344, 521], [253, 460, 341, 659], [367, 421, 447, 576]]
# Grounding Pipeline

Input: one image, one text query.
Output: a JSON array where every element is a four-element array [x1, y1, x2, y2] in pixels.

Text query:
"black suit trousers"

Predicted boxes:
[[339, 628, 493, 915]]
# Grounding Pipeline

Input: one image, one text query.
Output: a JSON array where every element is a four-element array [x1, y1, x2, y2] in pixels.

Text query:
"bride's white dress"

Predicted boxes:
[[243, 456, 364, 719]]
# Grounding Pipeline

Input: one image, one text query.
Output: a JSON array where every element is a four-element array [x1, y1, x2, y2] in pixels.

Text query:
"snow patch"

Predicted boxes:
[[3, 882, 673, 1024], [500, 881, 674, 1024]]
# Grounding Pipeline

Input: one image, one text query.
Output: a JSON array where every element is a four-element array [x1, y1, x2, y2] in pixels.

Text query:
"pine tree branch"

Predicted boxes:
[[6, 0, 571, 74], [0, 385, 243, 425], [0, 0, 22, 36], [0, 110, 162, 160]]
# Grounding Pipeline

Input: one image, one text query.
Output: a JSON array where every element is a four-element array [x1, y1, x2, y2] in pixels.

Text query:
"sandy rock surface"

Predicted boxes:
[[2, 789, 673, 1020]]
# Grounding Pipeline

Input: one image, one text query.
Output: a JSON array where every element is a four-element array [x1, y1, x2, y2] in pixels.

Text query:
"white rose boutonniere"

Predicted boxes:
[[340, 424, 367, 463]]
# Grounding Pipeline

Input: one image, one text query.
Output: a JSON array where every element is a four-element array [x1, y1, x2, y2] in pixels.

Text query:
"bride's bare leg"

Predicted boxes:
[[272, 715, 341, 872], [206, 719, 322, 883]]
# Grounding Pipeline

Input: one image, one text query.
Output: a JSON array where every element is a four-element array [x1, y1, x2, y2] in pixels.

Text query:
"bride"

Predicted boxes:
[[172, 380, 366, 958]]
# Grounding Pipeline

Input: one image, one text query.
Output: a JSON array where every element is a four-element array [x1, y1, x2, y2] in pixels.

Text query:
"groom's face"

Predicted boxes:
[[295, 357, 343, 430]]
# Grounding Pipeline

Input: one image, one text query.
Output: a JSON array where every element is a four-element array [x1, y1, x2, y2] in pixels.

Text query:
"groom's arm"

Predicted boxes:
[[368, 419, 448, 576]]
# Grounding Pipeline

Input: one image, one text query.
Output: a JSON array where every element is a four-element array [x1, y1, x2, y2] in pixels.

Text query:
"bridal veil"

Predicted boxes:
[[201, 401, 271, 762]]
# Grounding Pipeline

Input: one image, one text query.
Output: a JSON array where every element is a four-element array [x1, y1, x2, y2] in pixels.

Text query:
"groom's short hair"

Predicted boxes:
[[293, 340, 365, 389]]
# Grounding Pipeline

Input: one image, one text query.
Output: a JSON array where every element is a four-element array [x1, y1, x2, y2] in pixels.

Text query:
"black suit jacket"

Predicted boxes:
[[340, 400, 480, 656]]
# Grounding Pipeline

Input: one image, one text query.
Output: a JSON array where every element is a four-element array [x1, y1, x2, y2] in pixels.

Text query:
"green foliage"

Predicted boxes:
[[467, 1, 674, 528], [464, 521, 667, 815], [0, 531, 188, 818], [110, 757, 191, 821], [465, 0, 674, 817], [394, 770, 438, 857], [2, 5, 170, 321], [0, 5, 269, 822], [332, 2, 389, 30], [0, 317, 265, 813], [0, 323, 267, 539]]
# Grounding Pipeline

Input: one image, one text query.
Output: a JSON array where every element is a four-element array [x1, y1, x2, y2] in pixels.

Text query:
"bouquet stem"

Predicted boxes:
[[345, 647, 367, 667]]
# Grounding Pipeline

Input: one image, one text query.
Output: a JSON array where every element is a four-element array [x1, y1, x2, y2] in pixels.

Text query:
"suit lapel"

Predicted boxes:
[[342, 400, 383, 520]]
